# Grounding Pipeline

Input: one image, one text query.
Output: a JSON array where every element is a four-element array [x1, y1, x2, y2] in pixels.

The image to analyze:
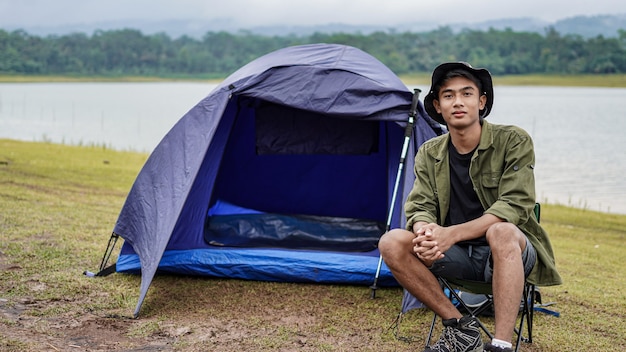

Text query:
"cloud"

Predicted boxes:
[[0, 0, 624, 28]]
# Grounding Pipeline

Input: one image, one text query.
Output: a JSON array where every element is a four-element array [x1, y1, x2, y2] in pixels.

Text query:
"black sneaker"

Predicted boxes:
[[483, 342, 513, 352], [424, 316, 483, 352]]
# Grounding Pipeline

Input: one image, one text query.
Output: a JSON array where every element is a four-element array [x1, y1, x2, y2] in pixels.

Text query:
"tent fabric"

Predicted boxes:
[[117, 248, 392, 284], [111, 43, 444, 317]]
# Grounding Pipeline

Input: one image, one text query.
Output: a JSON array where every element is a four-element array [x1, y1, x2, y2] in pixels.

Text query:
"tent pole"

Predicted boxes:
[[85, 232, 119, 277], [370, 89, 421, 299]]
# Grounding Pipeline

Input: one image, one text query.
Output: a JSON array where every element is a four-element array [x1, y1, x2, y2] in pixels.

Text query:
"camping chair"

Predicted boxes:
[[425, 203, 542, 352]]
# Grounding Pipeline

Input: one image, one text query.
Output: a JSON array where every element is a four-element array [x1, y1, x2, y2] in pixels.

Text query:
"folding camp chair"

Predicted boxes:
[[425, 203, 542, 352]]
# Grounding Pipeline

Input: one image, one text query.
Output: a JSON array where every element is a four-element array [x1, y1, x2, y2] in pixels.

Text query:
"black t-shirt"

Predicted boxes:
[[445, 140, 487, 246]]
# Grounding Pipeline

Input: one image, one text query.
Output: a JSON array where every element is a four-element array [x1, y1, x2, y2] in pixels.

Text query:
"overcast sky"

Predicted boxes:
[[1, 0, 625, 28]]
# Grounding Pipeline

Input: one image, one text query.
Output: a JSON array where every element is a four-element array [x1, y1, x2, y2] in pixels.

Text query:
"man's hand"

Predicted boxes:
[[412, 224, 447, 266]]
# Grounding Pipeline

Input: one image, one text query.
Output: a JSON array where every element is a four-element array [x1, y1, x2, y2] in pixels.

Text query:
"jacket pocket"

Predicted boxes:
[[481, 171, 501, 189]]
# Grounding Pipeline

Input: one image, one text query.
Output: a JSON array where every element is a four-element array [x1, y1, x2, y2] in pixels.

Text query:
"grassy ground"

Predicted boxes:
[[399, 73, 626, 88], [0, 139, 625, 351], [2, 73, 626, 88]]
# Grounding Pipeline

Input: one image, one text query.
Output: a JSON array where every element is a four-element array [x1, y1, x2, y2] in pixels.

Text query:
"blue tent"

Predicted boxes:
[[105, 43, 443, 317]]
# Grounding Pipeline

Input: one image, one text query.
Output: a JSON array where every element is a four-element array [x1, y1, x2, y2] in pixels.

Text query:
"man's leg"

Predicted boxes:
[[485, 222, 528, 344], [380, 229, 483, 352], [379, 228, 461, 320]]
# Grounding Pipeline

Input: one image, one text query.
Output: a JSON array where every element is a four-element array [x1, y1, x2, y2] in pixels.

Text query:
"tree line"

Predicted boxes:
[[1, 26, 625, 77]]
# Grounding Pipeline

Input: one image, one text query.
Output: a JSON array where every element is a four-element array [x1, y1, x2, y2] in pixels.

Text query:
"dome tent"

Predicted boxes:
[[96, 43, 443, 317]]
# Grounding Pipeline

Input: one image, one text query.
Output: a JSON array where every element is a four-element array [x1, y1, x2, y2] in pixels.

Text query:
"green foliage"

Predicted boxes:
[[1, 26, 625, 77]]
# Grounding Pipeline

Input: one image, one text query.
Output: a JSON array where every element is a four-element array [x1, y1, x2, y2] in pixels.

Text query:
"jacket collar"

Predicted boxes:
[[429, 119, 493, 161]]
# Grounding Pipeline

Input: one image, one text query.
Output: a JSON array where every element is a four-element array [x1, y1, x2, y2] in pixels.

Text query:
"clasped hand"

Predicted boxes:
[[412, 224, 448, 266]]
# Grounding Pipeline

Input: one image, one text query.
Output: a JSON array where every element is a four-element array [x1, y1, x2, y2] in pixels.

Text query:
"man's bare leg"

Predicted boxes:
[[486, 223, 527, 344], [379, 229, 461, 320]]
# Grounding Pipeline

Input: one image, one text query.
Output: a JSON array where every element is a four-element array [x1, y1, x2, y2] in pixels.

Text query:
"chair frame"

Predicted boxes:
[[426, 278, 535, 351]]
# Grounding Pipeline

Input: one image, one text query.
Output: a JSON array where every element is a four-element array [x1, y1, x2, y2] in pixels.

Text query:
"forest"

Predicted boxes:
[[1, 26, 625, 77]]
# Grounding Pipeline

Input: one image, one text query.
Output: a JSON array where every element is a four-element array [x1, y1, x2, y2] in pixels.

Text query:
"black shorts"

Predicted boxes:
[[428, 236, 537, 282]]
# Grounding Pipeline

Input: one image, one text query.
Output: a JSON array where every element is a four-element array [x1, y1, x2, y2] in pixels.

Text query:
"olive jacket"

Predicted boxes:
[[405, 120, 562, 286]]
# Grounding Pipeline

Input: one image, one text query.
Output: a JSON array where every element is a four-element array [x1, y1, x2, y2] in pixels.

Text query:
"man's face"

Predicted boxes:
[[433, 76, 486, 129]]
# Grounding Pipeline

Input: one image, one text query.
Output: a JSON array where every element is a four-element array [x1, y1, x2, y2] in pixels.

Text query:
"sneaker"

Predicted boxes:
[[483, 342, 513, 352], [424, 316, 483, 352]]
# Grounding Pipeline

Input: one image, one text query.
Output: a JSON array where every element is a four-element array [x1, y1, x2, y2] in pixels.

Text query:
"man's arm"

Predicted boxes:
[[442, 213, 504, 244], [482, 126, 537, 225], [405, 144, 440, 230], [413, 213, 504, 266]]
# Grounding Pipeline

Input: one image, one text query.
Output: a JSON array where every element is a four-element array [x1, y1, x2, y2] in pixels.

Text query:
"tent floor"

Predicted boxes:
[[116, 247, 398, 286]]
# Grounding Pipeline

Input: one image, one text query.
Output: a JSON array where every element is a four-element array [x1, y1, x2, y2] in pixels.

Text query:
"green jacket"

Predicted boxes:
[[405, 120, 562, 286]]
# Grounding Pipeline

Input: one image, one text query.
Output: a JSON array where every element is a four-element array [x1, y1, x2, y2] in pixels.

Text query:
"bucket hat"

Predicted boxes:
[[423, 62, 494, 125]]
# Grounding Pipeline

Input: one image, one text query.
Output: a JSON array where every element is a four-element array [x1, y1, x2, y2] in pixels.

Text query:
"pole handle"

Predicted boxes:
[[409, 88, 421, 118]]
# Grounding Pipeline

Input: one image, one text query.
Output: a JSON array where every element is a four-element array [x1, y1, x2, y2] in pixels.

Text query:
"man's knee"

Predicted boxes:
[[378, 229, 411, 256], [485, 222, 525, 251]]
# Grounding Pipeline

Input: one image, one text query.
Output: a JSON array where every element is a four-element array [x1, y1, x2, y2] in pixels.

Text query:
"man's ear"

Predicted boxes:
[[479, 94, 487, 110], [433, 99, 441, 113]]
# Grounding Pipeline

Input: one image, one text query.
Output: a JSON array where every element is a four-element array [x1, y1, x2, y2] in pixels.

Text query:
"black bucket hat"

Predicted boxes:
[[423, 62, 494, 125]]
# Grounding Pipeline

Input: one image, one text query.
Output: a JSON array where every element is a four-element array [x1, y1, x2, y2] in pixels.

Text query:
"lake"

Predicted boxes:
[[1, 82, 625, 215]]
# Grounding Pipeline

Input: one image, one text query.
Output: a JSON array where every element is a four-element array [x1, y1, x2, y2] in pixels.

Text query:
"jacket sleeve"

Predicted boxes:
[[404, 145, 439, 230], [483, 126, 537, 225]]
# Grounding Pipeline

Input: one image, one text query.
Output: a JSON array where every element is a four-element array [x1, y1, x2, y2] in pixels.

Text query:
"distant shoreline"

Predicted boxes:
[[402, 73, 626, 87], [1, 74, 625, 88]]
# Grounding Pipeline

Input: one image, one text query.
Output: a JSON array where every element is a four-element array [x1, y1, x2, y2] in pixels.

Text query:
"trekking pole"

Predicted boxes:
[[370, 88, 421, 299]]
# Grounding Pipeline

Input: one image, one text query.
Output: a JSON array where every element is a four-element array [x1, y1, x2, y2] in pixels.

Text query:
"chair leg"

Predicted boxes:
[[512, 283, 534, 351], [427, 278, 535, 351], [514, 293, 526, 351], [426, 312, 437, 347], [438, 278, 494, 340], [527, 284, 535, 343]]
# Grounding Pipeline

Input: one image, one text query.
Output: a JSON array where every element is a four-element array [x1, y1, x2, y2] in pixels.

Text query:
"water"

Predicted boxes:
[[492, 86, 626, 215], [0, 82, 211, 152], [1, 82, 625, 215]]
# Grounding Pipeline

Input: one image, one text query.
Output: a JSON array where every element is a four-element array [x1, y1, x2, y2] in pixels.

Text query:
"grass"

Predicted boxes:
[[400, 73, 626, 88], [0, 138, 625, 351], [2, 73, 626, 88]]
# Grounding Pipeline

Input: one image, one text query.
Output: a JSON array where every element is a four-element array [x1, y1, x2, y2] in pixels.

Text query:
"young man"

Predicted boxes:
[[378, 62, 561, 352]]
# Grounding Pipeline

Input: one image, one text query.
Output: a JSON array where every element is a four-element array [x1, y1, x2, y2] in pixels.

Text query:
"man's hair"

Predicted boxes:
[[433, 69, 483, 98]]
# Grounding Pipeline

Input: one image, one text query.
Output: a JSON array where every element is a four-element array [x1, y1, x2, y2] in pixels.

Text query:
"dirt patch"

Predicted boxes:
[[0, 250, 412, 351], [0, 284, 414, 352], [0, 299, 175, 351], [62, 316, 174, 351]]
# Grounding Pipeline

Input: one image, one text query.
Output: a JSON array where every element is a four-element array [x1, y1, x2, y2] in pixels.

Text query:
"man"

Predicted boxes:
[[378, 62, 561, 352]]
